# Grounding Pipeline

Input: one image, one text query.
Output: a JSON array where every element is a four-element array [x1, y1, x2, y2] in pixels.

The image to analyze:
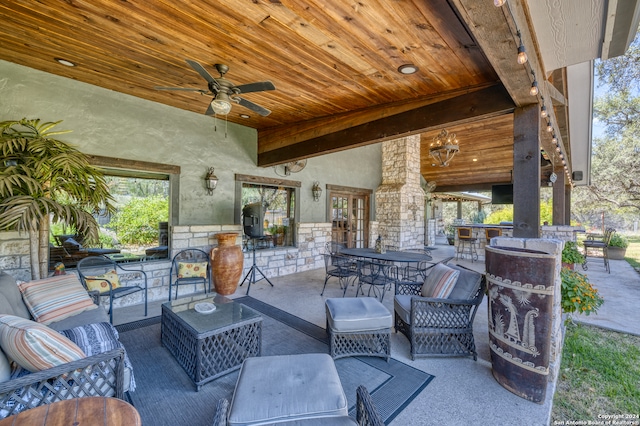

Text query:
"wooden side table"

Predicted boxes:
[[0, 396, 141, 425]]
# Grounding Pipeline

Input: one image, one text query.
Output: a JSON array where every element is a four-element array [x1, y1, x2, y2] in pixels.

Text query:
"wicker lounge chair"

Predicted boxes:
[[394, 264, 486, 360]]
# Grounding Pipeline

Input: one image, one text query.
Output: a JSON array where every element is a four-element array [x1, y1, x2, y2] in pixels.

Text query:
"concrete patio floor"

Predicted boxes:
[[112, 240, 639, 426]]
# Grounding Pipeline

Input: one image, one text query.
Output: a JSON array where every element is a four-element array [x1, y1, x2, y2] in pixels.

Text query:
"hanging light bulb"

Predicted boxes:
[[529, 80, 539, 96], [494, 0, 506, 6], [540, 104, 548, 118], [517, 43, 528, 65], [546, 121, 553, 133], [552, 133, 558, 144]]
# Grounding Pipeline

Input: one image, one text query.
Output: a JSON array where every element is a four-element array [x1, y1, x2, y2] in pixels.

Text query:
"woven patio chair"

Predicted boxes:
[[582, 227, 615, 273], [394, 264, 486, 360], [321, 253, 358, 296], [77, 255, 148, 324], [169, 248, 212, 300]]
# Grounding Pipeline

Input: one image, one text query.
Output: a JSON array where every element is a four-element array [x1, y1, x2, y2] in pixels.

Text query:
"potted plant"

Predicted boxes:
[[560, 267, 604, 319], [607, 232, 628, 260], [0, 119, 114, 279], [561, 241, 585, 270], [445, 224, 455, 245]]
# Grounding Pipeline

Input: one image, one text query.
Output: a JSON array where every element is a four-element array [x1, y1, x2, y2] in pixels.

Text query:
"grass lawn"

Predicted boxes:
[[552, 233, 640, 422], [551, 323, 640, 422]]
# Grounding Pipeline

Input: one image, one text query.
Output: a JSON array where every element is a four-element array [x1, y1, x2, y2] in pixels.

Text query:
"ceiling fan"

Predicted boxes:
[[155, 60, 276, 116]]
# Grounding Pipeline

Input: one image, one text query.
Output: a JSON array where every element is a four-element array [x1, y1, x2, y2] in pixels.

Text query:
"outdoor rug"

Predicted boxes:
[[117, 296, 434, 426]]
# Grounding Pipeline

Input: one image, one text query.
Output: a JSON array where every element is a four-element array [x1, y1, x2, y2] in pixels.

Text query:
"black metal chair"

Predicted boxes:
[[77, 255, 148, 324], [321, 253, 358, 296], [325, 241, 347, 255], [169, 248, 212, 300], [356, 259, 398, 302], [582, 228, 615, 273]]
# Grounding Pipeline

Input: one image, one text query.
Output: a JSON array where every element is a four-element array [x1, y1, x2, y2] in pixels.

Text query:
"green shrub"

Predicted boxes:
[[560, 267, 604, 316], [608, 233, 628, 248], [107, 196, 168, 245], [562, 241, 585, 264]]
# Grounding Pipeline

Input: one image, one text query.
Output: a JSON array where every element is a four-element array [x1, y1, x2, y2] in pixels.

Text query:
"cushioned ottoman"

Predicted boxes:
[[228, 354, 349, 426], [325, 297, 392, 361]]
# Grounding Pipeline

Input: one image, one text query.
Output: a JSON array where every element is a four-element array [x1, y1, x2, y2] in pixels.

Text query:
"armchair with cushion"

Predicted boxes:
[[394, 263, 486, 360], [77, 255, 148, 324]]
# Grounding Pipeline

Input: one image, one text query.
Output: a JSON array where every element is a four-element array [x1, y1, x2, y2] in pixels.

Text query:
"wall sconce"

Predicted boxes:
[[312, 181, 322, 202], [205, 167, 218, 195]]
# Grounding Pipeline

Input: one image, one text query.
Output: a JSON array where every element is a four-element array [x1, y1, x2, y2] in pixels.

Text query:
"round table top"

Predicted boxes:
[[0, 397, 141, 425]]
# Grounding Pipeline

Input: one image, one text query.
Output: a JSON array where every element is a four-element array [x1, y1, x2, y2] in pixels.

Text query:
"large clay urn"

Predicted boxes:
[[210, 232, 244, 295]]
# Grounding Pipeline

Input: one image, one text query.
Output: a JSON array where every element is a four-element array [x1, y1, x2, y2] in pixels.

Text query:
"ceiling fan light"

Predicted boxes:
[[211, 92, 232, 115]]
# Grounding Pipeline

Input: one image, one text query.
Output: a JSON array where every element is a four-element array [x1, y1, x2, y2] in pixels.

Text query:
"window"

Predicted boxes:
[[236, 174, 300, 248], [49, 156, 177, 269]]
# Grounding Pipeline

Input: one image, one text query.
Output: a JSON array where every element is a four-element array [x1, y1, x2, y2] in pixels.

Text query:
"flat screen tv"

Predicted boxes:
[[242, 202, 264, 238], [491, 184, 513, 204]]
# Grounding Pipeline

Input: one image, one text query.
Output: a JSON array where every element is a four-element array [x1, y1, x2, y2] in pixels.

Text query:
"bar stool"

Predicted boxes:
[[485, 227, 502, 245], [456, 227, 478, 262]]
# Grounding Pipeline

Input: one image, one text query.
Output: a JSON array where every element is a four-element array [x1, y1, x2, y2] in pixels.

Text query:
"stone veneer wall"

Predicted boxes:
[[0, 231, 31, 281], [0, 223, 330, 308], [375, 135, 425, 249], [489, 237, 565, 386]]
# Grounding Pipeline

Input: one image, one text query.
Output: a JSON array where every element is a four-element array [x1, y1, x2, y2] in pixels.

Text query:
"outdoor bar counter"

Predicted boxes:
[[453, 224, 513, 261]]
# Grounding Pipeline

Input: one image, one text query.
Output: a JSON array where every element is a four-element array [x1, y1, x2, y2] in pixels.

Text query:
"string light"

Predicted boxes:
[[540, 104, 548, 118], [546, 121, 553, 133], [530, 80, 539, 96], [516, 31, 528, 64], [494, 0, 506, 6]]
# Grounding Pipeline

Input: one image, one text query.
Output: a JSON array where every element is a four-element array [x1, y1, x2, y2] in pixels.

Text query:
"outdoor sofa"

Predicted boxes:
[[0, 271, 132, 418]]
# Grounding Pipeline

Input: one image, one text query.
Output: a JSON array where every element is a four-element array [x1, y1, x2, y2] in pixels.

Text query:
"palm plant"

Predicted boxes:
[[0, 118, 114, 279]]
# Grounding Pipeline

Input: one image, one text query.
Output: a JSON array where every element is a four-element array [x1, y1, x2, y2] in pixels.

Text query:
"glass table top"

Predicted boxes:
[[162, 295, 261, 335]]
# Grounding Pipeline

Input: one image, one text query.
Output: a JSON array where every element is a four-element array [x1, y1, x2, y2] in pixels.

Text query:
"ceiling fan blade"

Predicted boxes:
[[185, 59, 218, 85], [235, 97, 271, 116], [154, 86, 209, 94], [234, 81, 276, 94]]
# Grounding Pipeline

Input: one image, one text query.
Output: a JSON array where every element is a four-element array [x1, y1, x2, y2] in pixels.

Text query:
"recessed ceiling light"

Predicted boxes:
[[55, 58, 76, 67], [397, 64, 418, 75], [239, 114, 250, 119]]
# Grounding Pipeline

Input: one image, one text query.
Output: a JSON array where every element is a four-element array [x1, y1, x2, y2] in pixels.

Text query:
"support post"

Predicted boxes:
[[564, 185, 571, 225], [513, 105, 540, 238], [552, 166, 566, 225]]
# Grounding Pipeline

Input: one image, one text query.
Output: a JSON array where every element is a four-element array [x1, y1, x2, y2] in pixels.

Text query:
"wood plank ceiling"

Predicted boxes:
[[0, 0, 530, 191]]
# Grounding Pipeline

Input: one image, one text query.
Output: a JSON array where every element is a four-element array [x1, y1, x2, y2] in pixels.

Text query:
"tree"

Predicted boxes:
[[0, 119, 114, 279], [571, 27, 640, 227]]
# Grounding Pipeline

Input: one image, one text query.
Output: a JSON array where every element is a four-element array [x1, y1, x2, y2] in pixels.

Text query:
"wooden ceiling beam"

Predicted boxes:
[[257, 84, 514, 167]]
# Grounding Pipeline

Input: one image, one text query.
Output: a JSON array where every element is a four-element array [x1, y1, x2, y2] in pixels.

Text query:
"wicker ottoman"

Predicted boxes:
[[325, 297, 392, 361]]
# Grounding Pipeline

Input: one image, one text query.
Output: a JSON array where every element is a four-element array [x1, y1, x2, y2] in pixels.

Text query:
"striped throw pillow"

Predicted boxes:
[[18, 275, 97, 325], [0, 314, 85, 372], [421, 263, 460, 298]]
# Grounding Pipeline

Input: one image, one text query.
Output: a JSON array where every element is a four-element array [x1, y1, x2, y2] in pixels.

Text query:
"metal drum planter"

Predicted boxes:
[[485, 246, 557, 403]]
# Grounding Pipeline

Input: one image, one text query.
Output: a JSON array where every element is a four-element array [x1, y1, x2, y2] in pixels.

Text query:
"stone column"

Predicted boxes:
[[375, 135, 425, 249]]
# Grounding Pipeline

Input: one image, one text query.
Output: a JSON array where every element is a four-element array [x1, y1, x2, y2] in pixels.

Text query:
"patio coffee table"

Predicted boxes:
[[161, 295, 262, 391]]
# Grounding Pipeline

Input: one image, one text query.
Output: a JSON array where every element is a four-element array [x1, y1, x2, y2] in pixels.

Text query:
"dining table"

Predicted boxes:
[[339, 247, 433, 263]]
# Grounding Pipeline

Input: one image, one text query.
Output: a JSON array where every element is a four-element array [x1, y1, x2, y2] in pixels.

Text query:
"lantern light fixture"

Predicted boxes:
[[312, 181, 322, 202], [205, 167, 218, 195]]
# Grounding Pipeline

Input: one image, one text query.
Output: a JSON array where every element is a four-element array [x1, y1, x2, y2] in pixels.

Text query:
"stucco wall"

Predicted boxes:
[[0, 60, 382, 226]]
